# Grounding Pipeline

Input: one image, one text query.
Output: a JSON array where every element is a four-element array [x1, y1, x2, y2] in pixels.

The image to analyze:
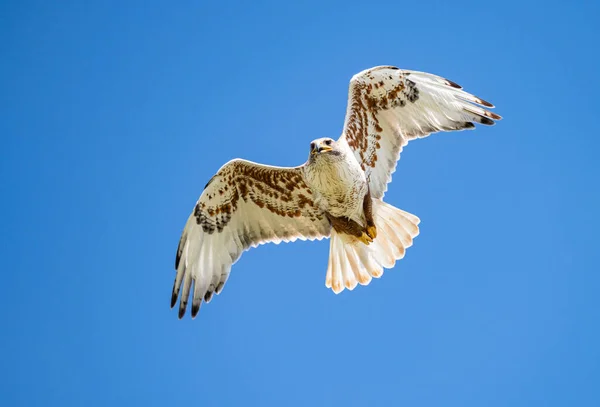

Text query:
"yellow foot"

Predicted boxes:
[[366, 224, 377, 240], [358, 232, 373, 245]]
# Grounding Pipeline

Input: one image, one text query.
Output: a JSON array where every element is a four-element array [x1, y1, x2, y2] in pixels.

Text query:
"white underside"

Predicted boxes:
[[303, 139, 368, 225]]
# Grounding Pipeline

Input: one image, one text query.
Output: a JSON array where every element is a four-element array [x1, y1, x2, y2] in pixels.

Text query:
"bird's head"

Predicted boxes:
[[309, 138, 339, 157]]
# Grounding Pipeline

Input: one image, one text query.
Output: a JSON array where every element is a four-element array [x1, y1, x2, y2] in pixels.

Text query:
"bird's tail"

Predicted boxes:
[[325, 200, 420, 293]]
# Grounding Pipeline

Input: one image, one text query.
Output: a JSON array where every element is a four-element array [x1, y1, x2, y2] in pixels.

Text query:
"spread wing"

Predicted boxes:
[[339, 66, 502, 198], [172, 159, 330, 318]]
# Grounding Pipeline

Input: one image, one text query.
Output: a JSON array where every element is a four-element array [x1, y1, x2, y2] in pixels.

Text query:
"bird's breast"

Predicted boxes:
[[304, 156, 367, 220]]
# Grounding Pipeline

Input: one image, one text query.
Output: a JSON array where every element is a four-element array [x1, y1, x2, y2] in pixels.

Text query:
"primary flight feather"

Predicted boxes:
[[172, 65, 501, 318]]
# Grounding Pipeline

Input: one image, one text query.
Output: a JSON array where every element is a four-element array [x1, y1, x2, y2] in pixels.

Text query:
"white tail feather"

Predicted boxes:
[[325, 200, 420, 294]]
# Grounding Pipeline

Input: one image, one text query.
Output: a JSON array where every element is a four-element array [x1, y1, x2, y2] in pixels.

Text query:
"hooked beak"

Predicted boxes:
[[312, 143, 333, 155]]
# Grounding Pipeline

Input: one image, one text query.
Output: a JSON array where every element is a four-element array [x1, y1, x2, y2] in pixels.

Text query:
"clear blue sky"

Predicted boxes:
[[2, 1, 599, 406]]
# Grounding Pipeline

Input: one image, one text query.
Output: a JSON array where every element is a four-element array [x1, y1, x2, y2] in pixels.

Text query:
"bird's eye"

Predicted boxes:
[[310, 142, 315, 150], [325, 139, 332, 146]]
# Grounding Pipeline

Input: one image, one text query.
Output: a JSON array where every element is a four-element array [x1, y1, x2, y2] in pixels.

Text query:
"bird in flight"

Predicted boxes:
[[172, 65, 501, 318]]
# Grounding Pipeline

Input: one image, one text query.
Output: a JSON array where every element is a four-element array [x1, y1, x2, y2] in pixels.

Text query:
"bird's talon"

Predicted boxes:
[[359, 232, 373, 245], [366, 225, 377, 239]]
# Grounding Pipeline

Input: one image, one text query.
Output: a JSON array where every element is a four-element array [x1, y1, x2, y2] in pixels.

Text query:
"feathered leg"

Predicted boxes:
[[326, 213, 373, 245], [363, 185, 377, 240]]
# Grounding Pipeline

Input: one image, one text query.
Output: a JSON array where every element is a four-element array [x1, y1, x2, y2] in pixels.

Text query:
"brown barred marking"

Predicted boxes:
[[344, 67, 416, 171], [194, 160, 323, 234], [326, 214, 365, 238]]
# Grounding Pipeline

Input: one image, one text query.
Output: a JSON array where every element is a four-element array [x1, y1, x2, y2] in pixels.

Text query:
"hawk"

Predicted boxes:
[[172, 66, 501, 318]]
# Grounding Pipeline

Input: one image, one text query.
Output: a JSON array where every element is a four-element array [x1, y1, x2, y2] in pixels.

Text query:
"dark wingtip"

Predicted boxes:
[[445, 78, 462, 89], [464, 122, 476, 129], [488, 111, 502, 120], [191, 302, 200, 318], [480, 117, 495, 126], [178, 305, 186, 319], [204, 174, 217, 190], [171, 291, 178, 308], [477, 98, 494, 108]]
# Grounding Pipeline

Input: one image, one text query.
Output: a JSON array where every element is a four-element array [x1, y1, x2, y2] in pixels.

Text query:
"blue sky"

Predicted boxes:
[[2, 1, 599, 405]]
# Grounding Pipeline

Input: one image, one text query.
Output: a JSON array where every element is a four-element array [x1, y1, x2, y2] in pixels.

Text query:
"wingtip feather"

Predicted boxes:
[[445, 78, 462, 89], [191, 301, 201, 318], [476, 97, 494, 108]]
